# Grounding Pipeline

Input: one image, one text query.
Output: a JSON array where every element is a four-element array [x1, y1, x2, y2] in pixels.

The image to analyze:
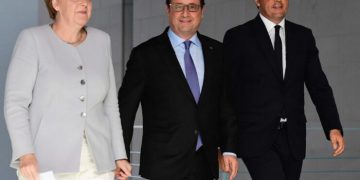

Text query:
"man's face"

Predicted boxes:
[[255, 0, 288, 24], [167, 0, 204, 39]]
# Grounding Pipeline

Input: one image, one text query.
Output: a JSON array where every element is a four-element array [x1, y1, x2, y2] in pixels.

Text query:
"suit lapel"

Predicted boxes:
[[197, 34, 214, 106], [156, 28, 198, 104], [253, 15, 283, 82], [284, 20, 295, 83]]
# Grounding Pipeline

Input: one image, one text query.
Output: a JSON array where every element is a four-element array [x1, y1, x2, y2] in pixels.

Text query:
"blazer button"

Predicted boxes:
[[194, 130, 198, 135], [77, 65, 83, 70], [80, 112, 87, 118], [80, 79, 86, 85], [79, 96, 85, 102]]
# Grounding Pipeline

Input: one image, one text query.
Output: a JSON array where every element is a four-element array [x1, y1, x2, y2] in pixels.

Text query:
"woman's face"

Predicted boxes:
[[52, 0, 92, 28]]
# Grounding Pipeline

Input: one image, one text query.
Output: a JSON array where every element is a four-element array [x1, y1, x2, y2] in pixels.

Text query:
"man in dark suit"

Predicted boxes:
[[118, 0, 238, 179], [223, 0, 345, 180]]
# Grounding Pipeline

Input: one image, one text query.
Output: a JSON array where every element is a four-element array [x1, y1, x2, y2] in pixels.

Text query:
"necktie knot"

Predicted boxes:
[[274, 25, 282, 50], [184, 40, 192, 50], [275, 25, 281, 33]]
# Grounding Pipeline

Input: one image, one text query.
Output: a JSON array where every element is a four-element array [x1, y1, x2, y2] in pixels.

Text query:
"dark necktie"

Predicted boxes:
[[275, 26, 286, 119], [274, 25, 283, 77], [184, 40, 202, 150]]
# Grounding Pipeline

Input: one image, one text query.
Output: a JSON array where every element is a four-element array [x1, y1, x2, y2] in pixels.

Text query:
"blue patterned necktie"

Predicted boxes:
[[184, 40, 203, 150]]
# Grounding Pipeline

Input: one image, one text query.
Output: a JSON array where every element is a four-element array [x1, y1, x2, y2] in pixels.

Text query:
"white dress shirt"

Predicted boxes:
[[167, 28, 205, 91], [259, 13, 286, 78]]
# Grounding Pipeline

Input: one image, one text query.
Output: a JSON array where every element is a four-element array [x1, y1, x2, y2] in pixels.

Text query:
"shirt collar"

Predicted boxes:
[[259, 13, 285, 33], [167, 28, 201, 48]]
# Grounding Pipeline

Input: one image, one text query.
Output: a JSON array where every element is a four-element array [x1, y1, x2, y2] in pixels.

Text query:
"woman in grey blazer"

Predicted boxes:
[[4, 0, 131, 179]]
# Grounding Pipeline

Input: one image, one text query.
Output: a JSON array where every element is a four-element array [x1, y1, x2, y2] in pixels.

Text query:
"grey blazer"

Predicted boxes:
[[4, 25, 127, 173]]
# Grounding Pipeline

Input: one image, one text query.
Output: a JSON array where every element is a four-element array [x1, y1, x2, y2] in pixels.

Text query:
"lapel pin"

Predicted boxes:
[[209, 46, 213, 50]]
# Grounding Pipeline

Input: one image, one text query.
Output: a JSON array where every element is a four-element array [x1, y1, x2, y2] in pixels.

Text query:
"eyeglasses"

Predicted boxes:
[[169, 3, 202, 12]]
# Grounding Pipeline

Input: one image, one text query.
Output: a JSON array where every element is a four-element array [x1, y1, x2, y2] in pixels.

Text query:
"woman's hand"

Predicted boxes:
[[114, 159, 132, 180], [19, 153, 39, 180]]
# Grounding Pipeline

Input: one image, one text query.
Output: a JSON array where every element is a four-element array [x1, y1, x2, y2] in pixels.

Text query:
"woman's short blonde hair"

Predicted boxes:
[[43, 0, 57, 20]]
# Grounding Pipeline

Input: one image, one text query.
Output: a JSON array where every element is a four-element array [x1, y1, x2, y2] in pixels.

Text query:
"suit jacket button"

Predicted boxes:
[[194, 130, 198, 135], [79, 96, 85, 102], [80, 112, 87, 118]]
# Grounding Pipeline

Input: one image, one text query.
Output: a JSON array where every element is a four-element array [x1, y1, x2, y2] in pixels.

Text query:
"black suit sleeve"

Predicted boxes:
[[222, 29, 238, 106], [220, 40, 238, 153], [219, 78, 238, 153], [118, 47, 145, 159], [304, 29, 343, 139]]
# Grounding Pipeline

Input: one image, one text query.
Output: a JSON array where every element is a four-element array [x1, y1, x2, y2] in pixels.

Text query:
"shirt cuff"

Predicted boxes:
[[223, 152, 237, 157]]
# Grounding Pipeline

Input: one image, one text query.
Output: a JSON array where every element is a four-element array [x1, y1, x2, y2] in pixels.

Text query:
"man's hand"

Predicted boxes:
[[114, 159, 132, 180], [218, 151, 238, 180], [223, 155, 238, 180], [19, 153, 39, 180], [330, 129, 345, 157]]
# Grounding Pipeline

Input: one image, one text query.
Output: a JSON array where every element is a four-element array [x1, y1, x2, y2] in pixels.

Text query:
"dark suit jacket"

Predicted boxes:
[[223, 15, 343, 160], [118, 28, 237, 179]]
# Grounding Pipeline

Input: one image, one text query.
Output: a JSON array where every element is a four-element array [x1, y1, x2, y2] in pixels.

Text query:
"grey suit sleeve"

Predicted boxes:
[[103, 34, 127, 160], [4, 29, 38, 163]]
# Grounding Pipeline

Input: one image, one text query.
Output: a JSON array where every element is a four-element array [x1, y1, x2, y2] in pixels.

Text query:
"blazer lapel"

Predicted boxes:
[[156, 28, 198, 104], [197, 34, 214, 106], [253, 15, 283, 82], [284, 20, 295, 83]]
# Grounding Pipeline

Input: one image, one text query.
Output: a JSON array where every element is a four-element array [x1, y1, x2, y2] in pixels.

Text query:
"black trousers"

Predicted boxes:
[[242, 124, 303, 180], [185, 147, 216, 180]]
